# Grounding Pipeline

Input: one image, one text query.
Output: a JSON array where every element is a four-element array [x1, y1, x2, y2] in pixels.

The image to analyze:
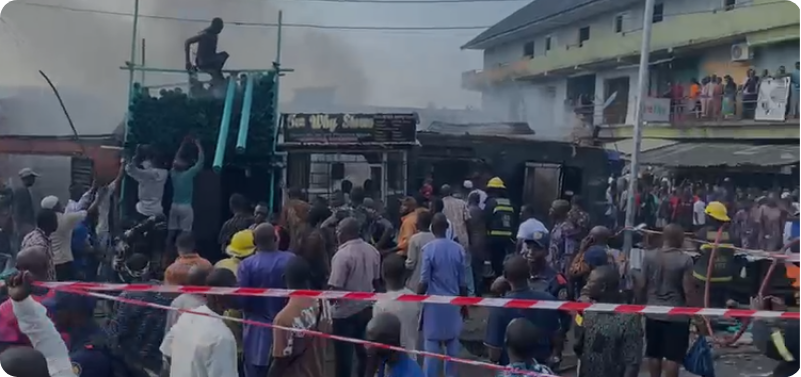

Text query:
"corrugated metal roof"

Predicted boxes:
[[639, 143, 799, 167], [462, 0, 639, 49], [605, 139, 679, 156], [427, 121, 534, 136]]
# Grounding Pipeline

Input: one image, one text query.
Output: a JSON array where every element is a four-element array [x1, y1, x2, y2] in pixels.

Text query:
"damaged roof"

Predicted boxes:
[[638, 143, 799, 168]]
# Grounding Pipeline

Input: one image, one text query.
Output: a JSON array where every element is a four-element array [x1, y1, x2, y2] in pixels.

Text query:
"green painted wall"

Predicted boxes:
[[521, 0, 798, 77]]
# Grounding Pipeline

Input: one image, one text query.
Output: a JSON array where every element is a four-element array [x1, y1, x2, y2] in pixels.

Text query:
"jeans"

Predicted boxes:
[[333, 308, 371, 377], [464, 258, 475, 297], [423, 338, 460, 377], [243, 361, 269, 377]]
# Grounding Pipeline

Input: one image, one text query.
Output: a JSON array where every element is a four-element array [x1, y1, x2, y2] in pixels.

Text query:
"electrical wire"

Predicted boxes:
[[468, 0, 789, 47], [12, 0, 789, 35], [11, 2, 493, 30]]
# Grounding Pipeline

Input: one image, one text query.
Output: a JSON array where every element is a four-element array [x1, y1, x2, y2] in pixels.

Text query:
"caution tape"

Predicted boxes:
[[57, 287, 561, 377], [635, 228, 800, 262], [34, 282, 800, 320]]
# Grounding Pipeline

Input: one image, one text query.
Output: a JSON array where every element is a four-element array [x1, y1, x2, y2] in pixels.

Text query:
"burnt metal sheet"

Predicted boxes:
[[638, 143, 799, 167]]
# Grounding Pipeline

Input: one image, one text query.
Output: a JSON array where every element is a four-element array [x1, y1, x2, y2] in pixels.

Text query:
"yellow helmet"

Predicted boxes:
[[704, 201, 730, 222], [487, 177, 506, 189], [226, 230, 256, 258]]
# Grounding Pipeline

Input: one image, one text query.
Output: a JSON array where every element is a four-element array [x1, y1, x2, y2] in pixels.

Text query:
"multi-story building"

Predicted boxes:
[[461, 0, 800, 142]]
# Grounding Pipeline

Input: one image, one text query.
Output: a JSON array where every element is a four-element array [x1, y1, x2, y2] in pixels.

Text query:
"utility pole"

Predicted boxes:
[[622, 0, 656, 261]]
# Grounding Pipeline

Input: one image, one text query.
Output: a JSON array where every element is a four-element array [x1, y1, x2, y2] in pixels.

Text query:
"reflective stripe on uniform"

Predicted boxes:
[[771, 330, 795, 362], [489, 230, 513, 237]]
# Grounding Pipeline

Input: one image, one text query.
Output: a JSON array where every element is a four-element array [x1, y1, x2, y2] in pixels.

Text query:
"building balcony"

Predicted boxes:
[[592, 94, 801, 141], [462, 0, 798, 91]]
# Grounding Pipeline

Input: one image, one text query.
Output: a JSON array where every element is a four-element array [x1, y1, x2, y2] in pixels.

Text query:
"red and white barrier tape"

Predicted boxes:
[[635, 228, 800, 262], [59, 287, 561, 377], [36, 282, 799, 320]]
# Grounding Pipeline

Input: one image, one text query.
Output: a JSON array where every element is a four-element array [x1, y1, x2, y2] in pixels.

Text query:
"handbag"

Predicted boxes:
[[683, 336, 715, 377]]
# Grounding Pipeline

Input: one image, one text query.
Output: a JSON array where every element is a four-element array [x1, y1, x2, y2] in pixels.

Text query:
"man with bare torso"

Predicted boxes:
[[185, 17, 229, 84]]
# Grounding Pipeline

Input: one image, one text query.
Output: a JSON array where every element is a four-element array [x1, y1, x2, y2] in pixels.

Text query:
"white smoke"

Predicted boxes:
[[0, 0, 371, 135]]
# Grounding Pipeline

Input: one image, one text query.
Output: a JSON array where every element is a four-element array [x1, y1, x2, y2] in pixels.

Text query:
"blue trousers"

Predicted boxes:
[[243, 361, 269, 377], [423, 338, 460, 377]]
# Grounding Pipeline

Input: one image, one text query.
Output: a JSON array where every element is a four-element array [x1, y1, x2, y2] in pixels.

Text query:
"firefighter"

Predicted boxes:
[[693, 201, 737, 308], [484, 177, 516, 278]]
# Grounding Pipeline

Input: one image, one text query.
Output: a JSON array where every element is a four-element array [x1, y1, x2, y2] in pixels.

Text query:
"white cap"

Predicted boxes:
[[18, 168, 39, 178], [781, 192, 791, 199], [40, 196, 59, 210], [463, 180, 474, 189]]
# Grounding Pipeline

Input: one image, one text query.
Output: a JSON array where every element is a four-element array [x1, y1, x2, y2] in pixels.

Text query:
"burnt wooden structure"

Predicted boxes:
[[413, 131, 612, 224]]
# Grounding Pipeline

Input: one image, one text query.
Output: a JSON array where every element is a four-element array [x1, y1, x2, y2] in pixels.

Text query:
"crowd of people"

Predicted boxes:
[[607, 174, 800, 252], [0, 139, 798, 377], [663, 63, 800, 121]]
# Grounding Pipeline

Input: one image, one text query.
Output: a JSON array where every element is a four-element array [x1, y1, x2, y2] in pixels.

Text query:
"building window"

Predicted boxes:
[[614, 13, 626, 33], [578, 26, 590, 46], [652, 3, 664, 23], [724, 0, 736, 10], [545, 35, 552, 52], [523, 41, 534, 58]]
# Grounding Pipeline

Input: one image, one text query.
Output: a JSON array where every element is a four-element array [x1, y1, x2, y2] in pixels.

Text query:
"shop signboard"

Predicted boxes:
[[281, 113, 417, 146]]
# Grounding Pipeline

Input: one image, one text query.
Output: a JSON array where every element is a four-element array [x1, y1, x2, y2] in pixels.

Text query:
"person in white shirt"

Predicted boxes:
[[516, 205, 548, 255], [160, 268, 239, 377], [692, 190, 706, 231], [373, 255, 421, 360], [64, 184, 93, 215], [7, 271, 75, 377], [463, 180, 487, 210], [40, 195, 99, 282], [430, 198, 455, 241], [165, 266, 210, 333], [125, 145, 169, 220]]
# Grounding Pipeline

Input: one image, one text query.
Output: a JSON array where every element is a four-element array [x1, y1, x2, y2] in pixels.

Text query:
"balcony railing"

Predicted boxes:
[[570, 93, 798, 127]]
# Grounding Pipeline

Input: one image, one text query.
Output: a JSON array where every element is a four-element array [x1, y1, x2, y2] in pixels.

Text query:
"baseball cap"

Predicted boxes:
[[40, 196, 59, 210], [463, 180, 474, 189], [42, 291, 97, 317], [520, 227, 550, 249], [18, 168, 39, 178]]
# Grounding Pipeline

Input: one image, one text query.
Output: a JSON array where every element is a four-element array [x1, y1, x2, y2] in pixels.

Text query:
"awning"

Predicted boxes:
[[605, 139, 678, 156], [747, 26, 799, 47], [639, 143, 799, 168]]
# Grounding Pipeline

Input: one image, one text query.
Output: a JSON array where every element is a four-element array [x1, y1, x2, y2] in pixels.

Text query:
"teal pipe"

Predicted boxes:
[[235, 74, 255, 153], [213, 77, 237, 172]]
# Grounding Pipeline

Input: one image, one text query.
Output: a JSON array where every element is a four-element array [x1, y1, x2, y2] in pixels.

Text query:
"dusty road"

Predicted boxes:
[[454, 306, 779, 377]]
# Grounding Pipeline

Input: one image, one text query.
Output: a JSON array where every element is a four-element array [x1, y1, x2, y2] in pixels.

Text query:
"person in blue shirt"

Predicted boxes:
[[367, 312, 424, 377], [496, 318, 556, 377], [485, 255, 562, 369], [43, 292, 114, 377], [417, 213, 466, 377]]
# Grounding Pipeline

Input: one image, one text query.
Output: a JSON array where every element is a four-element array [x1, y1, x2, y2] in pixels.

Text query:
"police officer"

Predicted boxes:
[[523, 228, 570, 369], [484, 177, 516, 278], [43, 293, 115, 377]]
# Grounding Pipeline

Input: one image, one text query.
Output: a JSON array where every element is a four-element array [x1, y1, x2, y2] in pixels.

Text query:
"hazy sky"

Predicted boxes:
[[0, 0, 524, 125]]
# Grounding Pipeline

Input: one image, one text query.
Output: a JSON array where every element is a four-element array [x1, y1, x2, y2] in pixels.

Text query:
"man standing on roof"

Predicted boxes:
[[484, 177, 516, 278], [185, 17, 229, 85]]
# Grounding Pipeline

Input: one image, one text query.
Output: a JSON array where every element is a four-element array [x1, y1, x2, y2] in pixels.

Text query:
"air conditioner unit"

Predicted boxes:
[[730, 43, 750, 62]]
